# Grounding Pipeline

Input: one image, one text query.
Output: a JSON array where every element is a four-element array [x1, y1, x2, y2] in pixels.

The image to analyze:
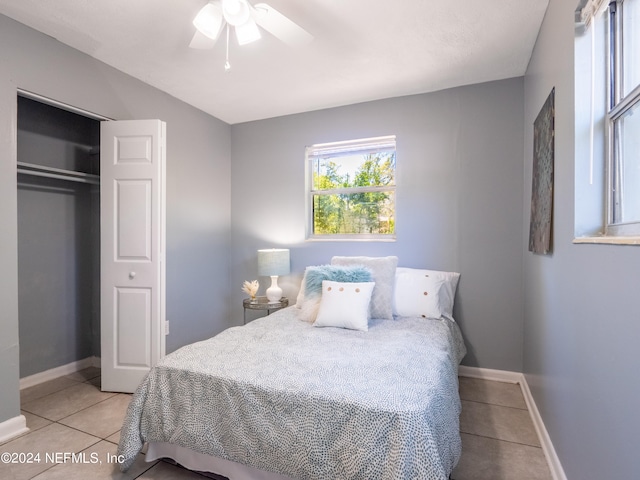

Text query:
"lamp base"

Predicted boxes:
[[265, 275, 282, 303]]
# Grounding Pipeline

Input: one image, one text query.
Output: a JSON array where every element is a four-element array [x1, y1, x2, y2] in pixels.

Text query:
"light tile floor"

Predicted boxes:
[[1, 369, 552, 479], [453, 377, 553, 480]]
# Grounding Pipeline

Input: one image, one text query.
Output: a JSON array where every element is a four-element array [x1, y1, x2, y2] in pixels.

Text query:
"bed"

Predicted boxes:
[[118, 259, 466, 480]]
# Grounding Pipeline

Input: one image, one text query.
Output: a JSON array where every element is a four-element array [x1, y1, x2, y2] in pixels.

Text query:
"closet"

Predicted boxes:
[[17, 95, 101, 379]]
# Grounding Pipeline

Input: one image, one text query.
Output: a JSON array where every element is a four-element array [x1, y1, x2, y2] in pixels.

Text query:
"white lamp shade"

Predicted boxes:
[[258, 249, 290, 276], [193, 3, 224, 40], [235, 18, 261, 45]]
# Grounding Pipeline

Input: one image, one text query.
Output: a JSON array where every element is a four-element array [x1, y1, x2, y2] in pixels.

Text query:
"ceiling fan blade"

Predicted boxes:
[[252, 3, 313, 47], [189, 29, 220, 49]]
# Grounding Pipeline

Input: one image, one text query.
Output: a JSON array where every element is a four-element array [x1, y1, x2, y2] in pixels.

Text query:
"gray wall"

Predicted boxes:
[[10, 7, 636, 477], [523, 0, 640, 478], [0, 15, 231, 424], [230, 78, 525, 371]]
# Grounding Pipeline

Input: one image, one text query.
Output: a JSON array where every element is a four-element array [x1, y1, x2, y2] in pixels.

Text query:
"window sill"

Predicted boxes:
[[573, 236, 640, 245], [307, 235, 397, 242]]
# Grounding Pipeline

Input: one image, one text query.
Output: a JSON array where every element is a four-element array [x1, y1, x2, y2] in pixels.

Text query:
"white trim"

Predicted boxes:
[[577, 0, 608, 27], [458, 365, 521, 384], [307, 234, 397, 242], [573, 235, 640, 245], [306, 135, 396, 158], [520, 375, 568, 480], [19, 356, 99, 390], [0, 415, 29, 444], [458, 366, 567, 480]]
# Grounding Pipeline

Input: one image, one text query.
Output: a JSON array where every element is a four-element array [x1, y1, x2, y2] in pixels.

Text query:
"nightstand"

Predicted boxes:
[[243, 296, 289, 324]]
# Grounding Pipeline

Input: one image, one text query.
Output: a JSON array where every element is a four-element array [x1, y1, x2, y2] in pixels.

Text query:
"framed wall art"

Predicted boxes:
[[528, 87, 555, 255]]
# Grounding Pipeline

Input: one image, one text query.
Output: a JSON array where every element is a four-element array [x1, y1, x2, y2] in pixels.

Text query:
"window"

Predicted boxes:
[[607, 0, 640, 235], [306, 136, 396, 240], [575, 0, 640, 242]]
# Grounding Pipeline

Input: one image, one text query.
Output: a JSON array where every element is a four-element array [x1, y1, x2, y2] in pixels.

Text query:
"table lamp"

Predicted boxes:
[[258, 248, 290, 303]]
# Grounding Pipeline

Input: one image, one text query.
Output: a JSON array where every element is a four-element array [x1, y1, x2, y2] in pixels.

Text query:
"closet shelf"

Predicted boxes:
[[17, 162, 100, 185]]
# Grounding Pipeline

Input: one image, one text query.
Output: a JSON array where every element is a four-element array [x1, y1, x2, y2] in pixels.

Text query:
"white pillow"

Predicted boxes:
[[393, 267, 461, 320], [295, 272, 306, 308], [313, 280, 375, 331], [330, 256, 398, 320], [295, 265, 373, 322]]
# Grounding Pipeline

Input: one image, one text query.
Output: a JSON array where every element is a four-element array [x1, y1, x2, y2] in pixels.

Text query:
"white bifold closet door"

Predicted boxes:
[[100, 120, 166, 393]]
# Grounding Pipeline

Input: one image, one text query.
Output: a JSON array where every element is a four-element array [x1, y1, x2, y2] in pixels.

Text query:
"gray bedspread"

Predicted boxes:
[[118, 307, 466, 479]]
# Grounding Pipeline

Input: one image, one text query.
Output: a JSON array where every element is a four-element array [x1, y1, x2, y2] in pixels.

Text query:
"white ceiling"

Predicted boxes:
[[0, 0, 549, 125]]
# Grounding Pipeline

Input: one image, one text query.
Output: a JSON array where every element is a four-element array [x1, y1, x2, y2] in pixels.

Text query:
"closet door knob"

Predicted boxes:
[[129, 271, 136, 279]]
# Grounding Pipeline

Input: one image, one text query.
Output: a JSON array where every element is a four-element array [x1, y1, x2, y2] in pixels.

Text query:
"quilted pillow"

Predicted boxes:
[[296, 265, 372, 322], [393, 267, 461, 320], [330, 256, 398, 320], [314, 280, 375, 331]]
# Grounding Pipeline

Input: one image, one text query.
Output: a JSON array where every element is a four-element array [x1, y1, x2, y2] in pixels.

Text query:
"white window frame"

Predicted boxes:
[[305, 135, 396, 241], [605, 0, 640, 236], [574, 0, 640, 244]]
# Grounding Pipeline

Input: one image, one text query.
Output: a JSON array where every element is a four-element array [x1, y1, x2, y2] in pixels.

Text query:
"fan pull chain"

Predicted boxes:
[[224, 24, 231, 72]]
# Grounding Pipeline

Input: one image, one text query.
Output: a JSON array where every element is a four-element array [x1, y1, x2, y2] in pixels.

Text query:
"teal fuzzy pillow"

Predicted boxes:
[[297, 265, 373, 322], [305, 265, 373, 297]]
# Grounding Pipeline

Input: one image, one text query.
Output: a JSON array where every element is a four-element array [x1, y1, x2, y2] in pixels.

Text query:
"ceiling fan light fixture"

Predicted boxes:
[[235, 19, 261, 45], [193, 2, 224, 40], [222, 0, 251, 26]]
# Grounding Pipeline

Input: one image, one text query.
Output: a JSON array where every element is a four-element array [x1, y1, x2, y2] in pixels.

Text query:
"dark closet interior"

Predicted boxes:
[[17, 95, 101, 378]]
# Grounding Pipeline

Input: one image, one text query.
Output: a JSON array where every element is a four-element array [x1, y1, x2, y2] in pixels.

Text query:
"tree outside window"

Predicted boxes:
[[307, 136, 396, 240]]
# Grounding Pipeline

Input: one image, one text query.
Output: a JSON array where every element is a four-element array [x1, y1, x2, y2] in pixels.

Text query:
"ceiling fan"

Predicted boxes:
[[190, 0, 313, 70]]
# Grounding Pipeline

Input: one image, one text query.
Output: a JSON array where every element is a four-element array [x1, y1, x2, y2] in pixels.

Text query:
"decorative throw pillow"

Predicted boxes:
[[314, 280, 375, 331], [393, 267, 461, 320], [295, 272, 307, 307], [330, 256, 398, 320], [296, 265, 372, 322]]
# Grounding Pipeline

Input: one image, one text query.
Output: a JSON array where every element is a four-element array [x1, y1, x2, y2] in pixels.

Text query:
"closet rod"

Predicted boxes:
[[17, 89, 113, 121], [17, 162, 100, 185]]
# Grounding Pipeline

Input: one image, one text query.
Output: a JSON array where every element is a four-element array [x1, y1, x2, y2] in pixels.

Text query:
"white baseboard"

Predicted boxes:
[[0, 415, 29, 444], [519, 375, 568, 480], [458, 365, 522, 384], [19, 356, 100, 390], [458, 366, 567, 480]]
